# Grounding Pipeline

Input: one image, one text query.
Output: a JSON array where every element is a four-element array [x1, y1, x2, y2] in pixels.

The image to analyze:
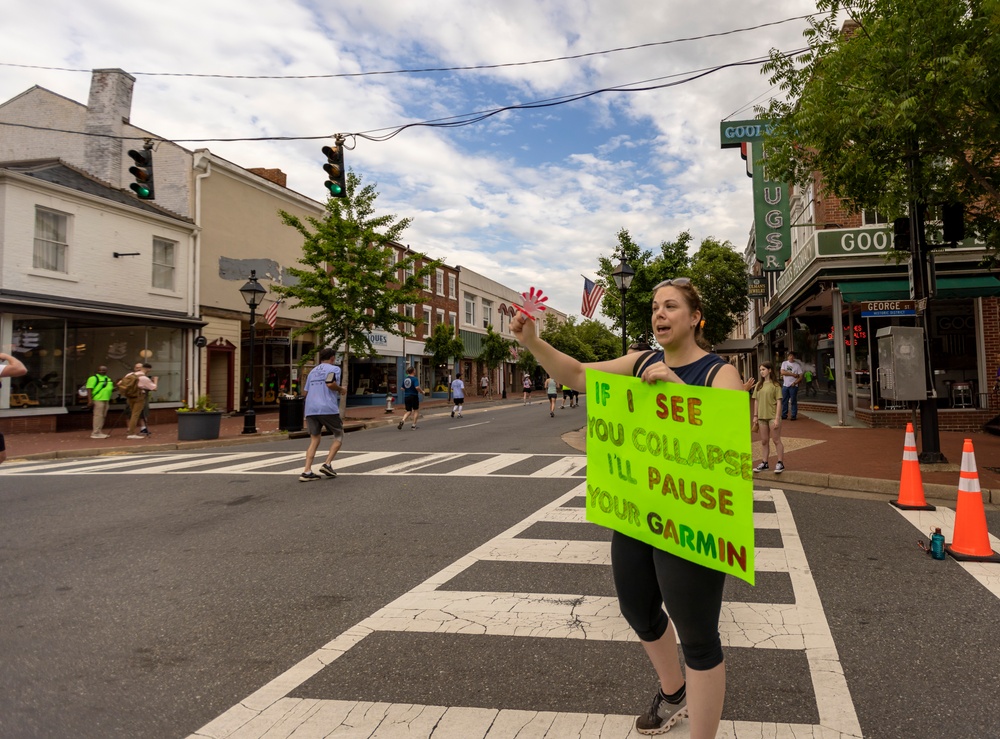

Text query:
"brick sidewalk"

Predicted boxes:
[[3, 396, 998, 503]]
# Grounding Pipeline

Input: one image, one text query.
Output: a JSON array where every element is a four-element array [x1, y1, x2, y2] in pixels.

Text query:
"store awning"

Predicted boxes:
[[761, 307, 790, 335], [837, 275, 1000, 303], [713, 338, 758, 353]]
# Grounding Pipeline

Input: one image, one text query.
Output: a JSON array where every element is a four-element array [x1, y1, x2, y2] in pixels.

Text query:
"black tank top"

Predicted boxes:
[[631, 350, 727, 387]]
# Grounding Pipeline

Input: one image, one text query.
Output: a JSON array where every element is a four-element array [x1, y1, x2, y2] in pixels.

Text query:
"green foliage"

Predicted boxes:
[[596, 228, 692, 346], [575, 319, 621, 362], [593, 228, 746, 350], [273, 170, 440, 392], [478, 325, 513, 373], [539, 313, 597, 363], [759, 0, 1000, 254], [178, 394, 217, 412], [515, 347, 538, 378], [689, 238, 750, 346], [424, 324, 465, 371]]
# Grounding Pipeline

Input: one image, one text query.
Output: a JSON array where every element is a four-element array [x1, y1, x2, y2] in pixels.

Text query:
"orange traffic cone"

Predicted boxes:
[[890, 423, 935, 511], [946, 439, 1000, 562]]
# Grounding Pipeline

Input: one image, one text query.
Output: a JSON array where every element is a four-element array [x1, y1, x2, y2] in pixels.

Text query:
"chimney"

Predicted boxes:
[[247, 168, 288, 188], [83, 69, 136, 187]]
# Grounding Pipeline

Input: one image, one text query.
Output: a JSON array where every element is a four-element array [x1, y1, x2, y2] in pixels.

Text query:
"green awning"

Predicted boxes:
[[762, 307, 790, 335], [837, 279, 909, 303], [937, 275, 1000, 297], [838, 275, 1000, 303]]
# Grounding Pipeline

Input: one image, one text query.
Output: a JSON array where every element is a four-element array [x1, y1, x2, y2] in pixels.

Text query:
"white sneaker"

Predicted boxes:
[[90, 433, 109, 439], [126, 434, 145, 439]]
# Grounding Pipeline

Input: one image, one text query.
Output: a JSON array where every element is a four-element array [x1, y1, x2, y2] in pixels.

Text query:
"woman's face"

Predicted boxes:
[[651, 285, 699, 348], [760, 365, 771, 378]]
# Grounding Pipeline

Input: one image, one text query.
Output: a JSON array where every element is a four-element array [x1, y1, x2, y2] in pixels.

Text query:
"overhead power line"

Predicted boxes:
[[0, 49, 807, 146], [0, 13, 824, 80]]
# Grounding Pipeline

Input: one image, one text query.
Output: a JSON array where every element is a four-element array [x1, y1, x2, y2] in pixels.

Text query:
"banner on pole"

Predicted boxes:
[[584, 369, 756, 584]]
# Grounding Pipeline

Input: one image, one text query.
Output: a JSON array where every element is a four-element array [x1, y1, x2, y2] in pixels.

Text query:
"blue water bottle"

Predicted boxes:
[[930, 528, 946, 560]]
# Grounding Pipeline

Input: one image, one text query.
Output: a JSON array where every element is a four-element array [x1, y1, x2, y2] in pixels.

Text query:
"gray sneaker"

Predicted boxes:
[[319, 464, 337, 478], [635, 688, 688, 735]]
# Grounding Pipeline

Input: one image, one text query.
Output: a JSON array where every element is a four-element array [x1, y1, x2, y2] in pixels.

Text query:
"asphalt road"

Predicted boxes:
[[2, 400, 998, 738]]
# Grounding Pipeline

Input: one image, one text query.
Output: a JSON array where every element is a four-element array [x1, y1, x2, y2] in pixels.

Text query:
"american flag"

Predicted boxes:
[[581, 278, 605, 318], [264, 299, 281, 328]]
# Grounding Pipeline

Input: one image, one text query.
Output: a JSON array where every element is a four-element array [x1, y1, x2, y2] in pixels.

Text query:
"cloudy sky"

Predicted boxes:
[[1, 0, 821, 318]]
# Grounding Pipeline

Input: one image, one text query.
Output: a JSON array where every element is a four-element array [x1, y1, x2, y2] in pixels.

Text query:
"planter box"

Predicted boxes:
[[177, 411, 223, 441]]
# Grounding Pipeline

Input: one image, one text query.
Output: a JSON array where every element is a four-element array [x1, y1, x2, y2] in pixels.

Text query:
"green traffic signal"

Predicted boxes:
[[321, 144, 346, 199], [127, 148, 155, 200]]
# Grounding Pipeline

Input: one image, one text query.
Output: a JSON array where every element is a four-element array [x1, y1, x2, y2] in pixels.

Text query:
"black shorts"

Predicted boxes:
[[563, 389, 572, 399], [404, 396, 420, 412], [453, 397, 464, 406], [306, 414, 344, 439], [0, 432, 5, 452], [548, 393, 557, 400]]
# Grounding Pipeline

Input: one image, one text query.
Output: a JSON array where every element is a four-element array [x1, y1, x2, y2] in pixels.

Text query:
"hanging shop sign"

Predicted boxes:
[[748, 276, 768, 299], [720, 120, 789, 272]]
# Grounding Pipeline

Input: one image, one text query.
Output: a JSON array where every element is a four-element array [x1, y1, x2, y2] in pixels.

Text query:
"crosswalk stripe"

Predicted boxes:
[[529, 456, 588, 477], [445, 453, 532, 476], [200, 452, 305, 474], [360, 452, 467, 475], [114, 452, 264, 474]]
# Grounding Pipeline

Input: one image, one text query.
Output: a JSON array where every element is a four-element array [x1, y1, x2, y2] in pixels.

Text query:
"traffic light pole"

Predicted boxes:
[[907, 151, 946, 463]]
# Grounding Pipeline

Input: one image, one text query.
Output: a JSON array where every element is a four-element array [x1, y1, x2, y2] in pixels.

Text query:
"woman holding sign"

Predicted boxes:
[[512, 278, 744, 738]]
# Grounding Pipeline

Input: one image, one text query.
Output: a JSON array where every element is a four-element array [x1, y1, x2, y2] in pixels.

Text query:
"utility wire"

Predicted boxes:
[[0, 13, 824, 80], [0, 48, 807, 145]]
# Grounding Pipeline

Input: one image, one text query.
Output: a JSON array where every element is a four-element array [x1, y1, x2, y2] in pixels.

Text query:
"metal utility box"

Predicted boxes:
[[876, 326, 927, 401]]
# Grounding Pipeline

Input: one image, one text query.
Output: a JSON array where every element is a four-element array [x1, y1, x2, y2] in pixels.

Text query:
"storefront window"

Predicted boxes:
[[4, 316, 184, 409]]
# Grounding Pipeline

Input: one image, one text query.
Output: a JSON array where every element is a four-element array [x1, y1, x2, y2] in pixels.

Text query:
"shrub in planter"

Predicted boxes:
[[177, 395, 223, 440]]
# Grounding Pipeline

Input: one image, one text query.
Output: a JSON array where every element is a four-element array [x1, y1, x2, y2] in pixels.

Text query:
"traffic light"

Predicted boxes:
[[321, 143, 346, 198], [127, 147, 155, 200], [942, 203, 965, 244], [892, 217, 911, 251]]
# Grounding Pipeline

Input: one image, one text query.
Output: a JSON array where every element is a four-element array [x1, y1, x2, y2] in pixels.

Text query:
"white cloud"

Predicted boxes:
[[0, 0, 818, 318]]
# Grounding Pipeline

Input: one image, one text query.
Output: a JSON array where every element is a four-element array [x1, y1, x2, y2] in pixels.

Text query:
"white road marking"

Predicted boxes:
[[891, 505, 1000, 599], [188, 483, 862, 739], [448, 421, 490, 429]]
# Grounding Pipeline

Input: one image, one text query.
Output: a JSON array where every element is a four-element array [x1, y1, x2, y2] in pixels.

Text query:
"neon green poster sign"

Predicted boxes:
[[584, 369, 756, 584]]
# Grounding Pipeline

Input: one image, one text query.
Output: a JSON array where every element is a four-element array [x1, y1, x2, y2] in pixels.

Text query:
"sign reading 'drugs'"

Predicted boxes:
[[584, 369, 756, 584]]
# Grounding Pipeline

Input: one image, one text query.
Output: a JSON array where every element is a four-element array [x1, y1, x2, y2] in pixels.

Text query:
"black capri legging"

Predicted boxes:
[[611, 531, 726, 671]]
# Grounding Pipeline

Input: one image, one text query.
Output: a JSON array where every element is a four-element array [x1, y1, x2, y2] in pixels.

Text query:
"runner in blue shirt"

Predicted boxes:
[[398, 366, 422, 430], [299, 348, 346, 482]]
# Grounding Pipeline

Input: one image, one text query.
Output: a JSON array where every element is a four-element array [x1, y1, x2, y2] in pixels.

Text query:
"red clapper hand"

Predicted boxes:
[[515, 287, 549, 320]]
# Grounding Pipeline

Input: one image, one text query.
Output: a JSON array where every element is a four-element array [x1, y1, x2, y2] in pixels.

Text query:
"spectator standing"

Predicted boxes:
[[398, 366, 422, 429], [140, 362, 155, 435], [780, 351, 803, 421], [752, 361, 785, 473], [0, 351, 28, 464], [450, 372, 465, 418], [85, 364, 114, 438], [299, 347, 346, 482], [480, 374, 489, 397], [123, 363, 157, 439]]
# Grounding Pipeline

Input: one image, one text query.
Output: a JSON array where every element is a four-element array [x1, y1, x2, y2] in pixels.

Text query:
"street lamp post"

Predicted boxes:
[[239, 270, 267, 435], [611, 258, 635, 356]]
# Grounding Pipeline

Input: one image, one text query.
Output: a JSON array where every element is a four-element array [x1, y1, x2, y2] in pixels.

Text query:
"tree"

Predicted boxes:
[[515, 347, 538, 382], [273, 170, 439, 393], [759, 0, 1000, 254], [423, 324, 465, 378], [597, 229, 692, 346], [478, 325, 513, 398], [539, 314, 596, 363], [576, 319, 621, 362], [689, 238, 750, 346]]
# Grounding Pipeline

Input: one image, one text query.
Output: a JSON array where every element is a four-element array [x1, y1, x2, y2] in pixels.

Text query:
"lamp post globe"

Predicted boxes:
[[239, 270, 267, 435], [611, 259, 635, 356]]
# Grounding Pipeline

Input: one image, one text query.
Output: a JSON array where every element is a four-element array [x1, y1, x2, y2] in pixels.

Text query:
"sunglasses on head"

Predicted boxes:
[[653, 277, 692, 290]]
